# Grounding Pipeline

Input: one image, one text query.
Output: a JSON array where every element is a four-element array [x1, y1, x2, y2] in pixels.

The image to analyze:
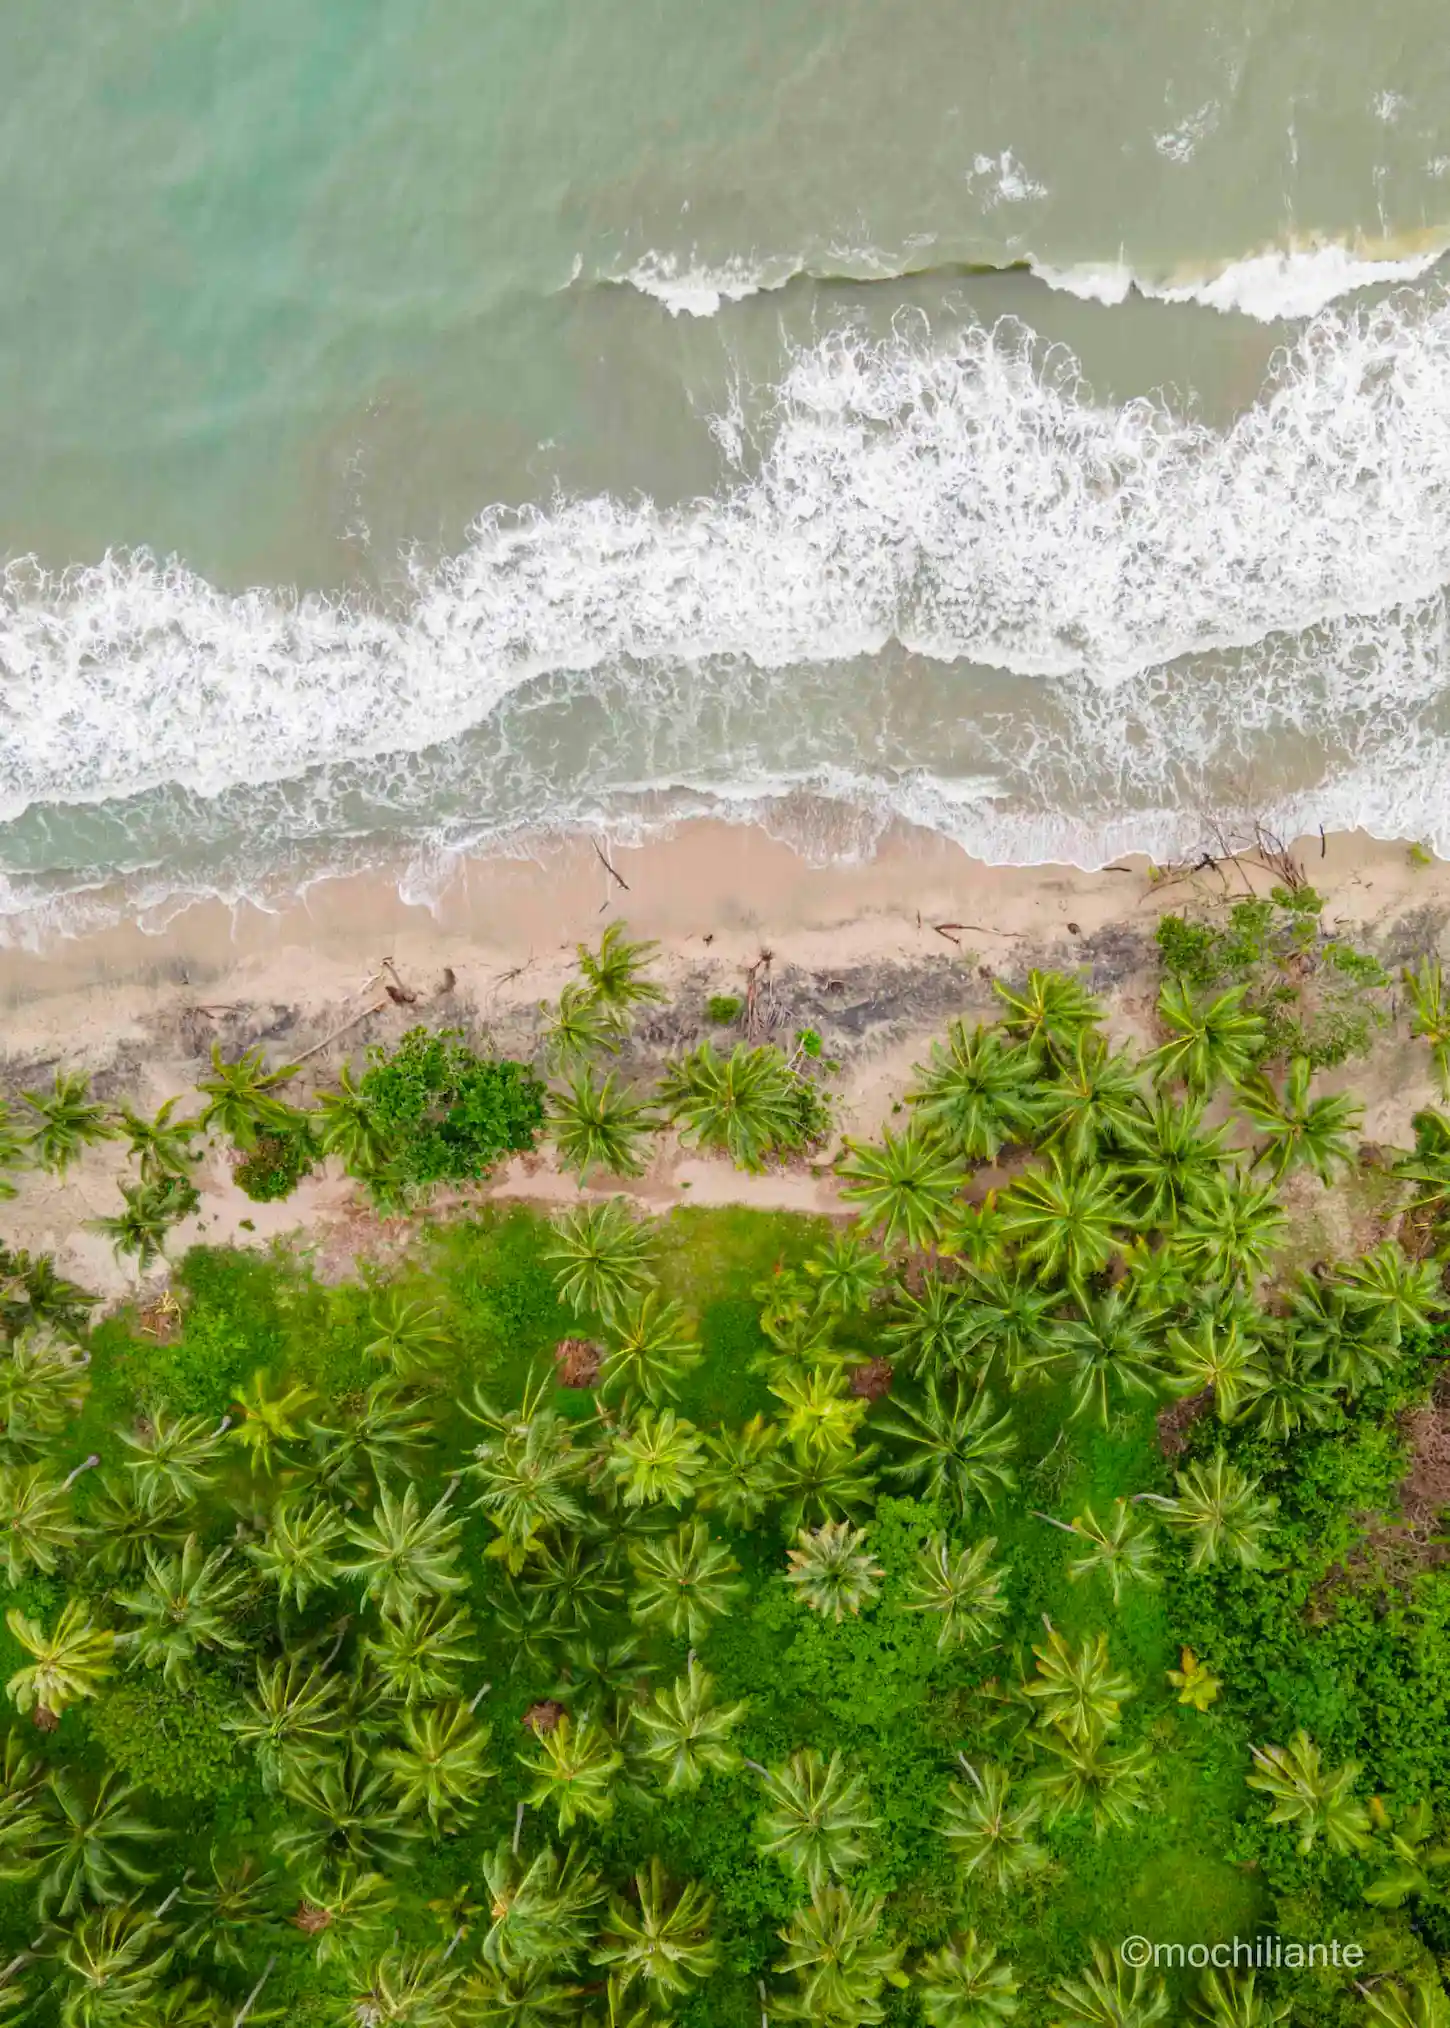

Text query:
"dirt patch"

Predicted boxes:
[[522, 1699, 565, 1736], [848, 1357, 894, 1401], [1399, 1393, 1450, 1524], [1156, 1388, 1213, 1459], [555, 1338, 605, 1389]]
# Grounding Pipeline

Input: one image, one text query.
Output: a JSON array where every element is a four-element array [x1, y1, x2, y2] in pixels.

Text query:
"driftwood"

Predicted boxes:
[[594, 840, 629, 891], [293, 1000, 389, 1066]]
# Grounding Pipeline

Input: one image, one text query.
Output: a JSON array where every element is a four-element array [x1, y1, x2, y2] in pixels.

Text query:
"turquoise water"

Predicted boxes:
[[4, 0, 1450, 935]]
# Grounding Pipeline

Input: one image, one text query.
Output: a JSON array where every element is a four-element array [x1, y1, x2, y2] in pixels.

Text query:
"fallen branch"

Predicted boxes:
[[594, 840, 629, 891], [933, 923, 961, 946], [293, 1001, 389, 1066]]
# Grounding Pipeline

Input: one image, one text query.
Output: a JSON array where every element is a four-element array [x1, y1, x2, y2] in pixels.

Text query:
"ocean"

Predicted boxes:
[[5, 0, 1450, 941]]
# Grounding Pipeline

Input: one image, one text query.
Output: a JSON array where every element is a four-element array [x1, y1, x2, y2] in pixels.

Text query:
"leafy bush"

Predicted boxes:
[[232, 1127, 314, 1202], [707, 994, 744, 1025], [359, 1024, 546, 1191], [88, 1674, 239, 1799]]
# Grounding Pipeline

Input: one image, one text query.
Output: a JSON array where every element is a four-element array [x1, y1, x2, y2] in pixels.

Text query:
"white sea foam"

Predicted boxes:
[[620, 250, 795, 317], [1033, 237, 1450, 320], [968, 151, 1049, 206], [1153, 102, 1220, 165]]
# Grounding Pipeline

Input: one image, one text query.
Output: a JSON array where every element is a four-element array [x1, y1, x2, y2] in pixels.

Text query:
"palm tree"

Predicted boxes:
[[1147, 978, 1265, 1095], [773, 1443, 879, 1534], [526, 1536, 623, 1636], [227, 1657, 346, 1789], [1403, 955, 1450, 1094], [88, 1179, 192, 1275], [576, 923, 666, 1021], [773, 1883, 904, 2024], [50, 1903, 172, 2022], [999, 1158, 1123, 1287], [302, 1377, 437, 1502], [1035, 1034, 1146, 1167], [520, 1712, 623, 1831], [1174, 1174, 1286, 1287], [1362, 1981, 1450, 2028], [362, 1293, 452, 1380], [1023, 1624, 1135, 1742], [311, 1061, 391, 1174], [33, 1770, 163, 1916], [551, 1068, 657, 1182], [0, 1103, 26, 1201], [0, 1255, 99, 1341], [467, 1380, 589, 1569], [1139, 1450, 1277, 1570], [786, 1520, 883, 1622], [5, 1599, 114, 1725], [1164, 1314, 1267, 1422], [627, 1520, 742, 1644], [907, 1021, 1044, 1159], [116, 1535, 250, 1687], [114, 1097, 201, 1183], [342, 1480, 465, 1616], [291, 1862, 395, 1967], [884, 1274, 964, 1378], [1049, 1944, 1168, 2028], [878, 1379, 1017, 1515], [657, 1041, 798, 1171], [461, 1959, 585, 2024], [176, 1851, 278, 1969], [593, 1857, 716, 1998], [1335, 1241, 1443, 1344], [1115, 1091, 1236, 1230], [756, 1748, 878, 1887], [338, 1947, 458, 2028], [607, 1408, 705, 1509], [480, 1839, 604, 1974], [804, 1232, 886, 1315], [838, 1127, 967, 1251], [1044, 1288, 1166, 1423], [1239, 1335, 1338, 1441], [632, 1658, 747, 1792], [363, 1600, 480, 1704], [1395, 1106, 1450, 1216], [195, 1042, 300, 1151], [0, 1462, 86, 1584], [1286, 1274, 1401, 1397], [1030, 1729, 1153, 1836], [277, 1748, 421, 1872], [117, 1409, 230, 1506], [1191, 1970, 1293, 2028], [905, 1534, 1009, 1650], [938, 1761, 1047, 1894], [83, 1474, 186, 1581], [1048, 1501, 1160, 1602], [955, 1267, 1056, 1390], [696, 1415, 782, 1528], [230, 1368, 317, 1476], [768, 1365, 867, 1461], [541, 979, 624, 1068], [1246, 1730, 1371, 1855], [1238, 1056, 1362, 1183], [547, 1199, 657, 1320], [380, 1701, 494, 1831], [917, 1931, 1021, 2028], [601, 1292, 702, 1406], [992, 970, 1103, 1059], [21, 1070, 118, 1174]]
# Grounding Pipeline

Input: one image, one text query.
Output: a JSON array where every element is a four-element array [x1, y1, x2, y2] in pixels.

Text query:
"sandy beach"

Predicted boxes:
[[3, 816, 1449, 1300]]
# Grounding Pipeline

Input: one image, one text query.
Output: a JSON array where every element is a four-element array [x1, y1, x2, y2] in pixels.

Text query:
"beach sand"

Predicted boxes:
[[2, 817, 1448, 1300]]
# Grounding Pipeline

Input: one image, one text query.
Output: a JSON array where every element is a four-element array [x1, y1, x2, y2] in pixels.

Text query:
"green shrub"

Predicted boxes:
[[88, 1674, 239, 1799], [707, 994, 744, 1025], [359, 1025, 546, 1192], [233, 1128, 314, 1202]]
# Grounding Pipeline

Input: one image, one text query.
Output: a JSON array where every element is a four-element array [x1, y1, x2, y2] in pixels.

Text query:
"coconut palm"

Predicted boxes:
[[33, 1770, 163, 1916], [277, 1749, 421, 1872], [547, 1199, 657, 1321], [460, 1959, 584, 2026], [1287, 1274, 1400, 1397], [1023, 1625, 1135, 1742], [480, 1839, 604, 1974], [88, 1178, 193, 1274], [380, 1701, 494, 1831], [303, 1377, 436, 1500], [520, 1712, 623, 1831], [541, 980, 624, 1069], [917, 1931, 1021, 2028], [1031, 1729, 1154, 1836], [1164, 1314, 1268, 1422], [113, 1097, 201, 1183], [593, 1857, 716, 1998], [607, 1408, 705, 1508], [905, 1534, 1010, 1650], [632, 1658, 747, 1792], [992, 970, 1104, 1060], [1147, 978, 1266, 1096], [1335, 1241, 1443, 1344], [804, 1233, 886, 1316], [1402, 955, 1450, 1094], [1043, 1288, 1166, 1423], [884, 1274, 964, 1378], [938, 1762, 1047, 1894], [311, 1061, 391, 1173], [773, 1883, 904, 2025], [1238, 1336, 1339, 1440], [228, 1656, 346, 1788], [785, 1520, 884, 1622], [195, 1042, 300, 1151], [768, 1365, 868, 1461], [628, 1520, 742, 1644], [50, 1903, 172, 2023], [838, 1126, 967, 1251], [1246, 1730, 1371, 1855], [1174, 1174, 1286, 1287], [878, 1379, 1017, 1515], [1394, 1107, 1450, 1216], [696, 1415, 782, 1528], [0, 1731, 44, 1871], [1362, 1981, 1450, 2028], [341, 1480, 465, 1617], [117, 1409, 230, 1506], [338, 1947, 458, 2028], [600, 1292, 702, 1406], [21, 1070, 118, 1174], [773, 1442, 879, 1534], [1048, 1501, 1160, 1603], [999, 1158, 1123, 1288], [576, 923, 666, 1020], [230, 1368, 317, 1475], [0, 1253, 100, 1341], [5, 1600, 114, 1725], [907, 1021, 1044, 1159], [657, 1041, 798, 1171], [1115, 1093, 1236, 1229], [116, 1535, 251, 1687], [1049, 1943, 1168, 2028], [942, 1195, 1010, 1272], [1140, 1450, 1277, 1570], [0, 1329, 90, 1453], [364, 1600, 480, 1705], [551, 1068, 658, 1182], [756, 1748, 878, 1888], [956, 1267, 1057, 1390], [0, 1104, 26, 1200], [0, 1462, 86, 1584], [466, 1377, 589, 1569], [1238, 1056, 1362, 1183], [176, 1852, 278, 1970], [83, 1474, 187, 1581], [1191, 1970, 1293, 2028], [1035, 1034, 1146, 1167], [526, 1536, 623, 1636], [291, 1862, 395, 1968], [362, 1293, 452, 1380]]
